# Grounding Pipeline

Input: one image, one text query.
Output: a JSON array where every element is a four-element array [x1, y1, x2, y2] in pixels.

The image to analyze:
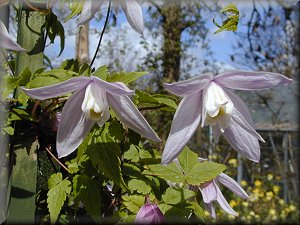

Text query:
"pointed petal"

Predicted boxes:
[[214, 70, 293, 90], [92, 76, 134, 95], [57, 89, 95, 158], [22, 76, 91, 100], [106, 94, 161, 142], [113, 0, 120, 16], [212, 125, 221, 143], [163, 73, 213, 97], [199, 181, 218, 203], [223, 118, 261, 162], [216, 187, 238, 216], [0, 20, 25, 51], [78, 0, 103, 26], [232, 108, 264, 142], [224, 89, 254, 126], [120, 0, 144, 36], [204, 202, 216, 219], [161, 92, 202, 164], [217, 173, 249, 199]]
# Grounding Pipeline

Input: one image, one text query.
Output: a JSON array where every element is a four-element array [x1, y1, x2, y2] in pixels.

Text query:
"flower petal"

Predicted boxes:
[[57, 89, 95, 158], [212, 125, 221, 143], [120, 0, 144, 36], [224, 89, 254, 126], [22, 76, 91, 100], [216, 187, 238, 216], [163, 73, 213, 97], [204, 203, 216, 219], [214, 70, 293, 90], [77, 0, 103, 26], [0, 20, 25, 51], [199, 181, 218, 203], [231, 108, 264, 142], [223, 117, 261, 162], [161, 92, 202, 164], [113, 0, 120, 17], [106, 94, 161, 142], [92, 76, 134, 95], [217, 173, 249, 199]]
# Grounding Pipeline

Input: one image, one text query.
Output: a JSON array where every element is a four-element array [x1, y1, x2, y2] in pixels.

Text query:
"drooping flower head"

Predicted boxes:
[[0, 20, 25, 51], [22, 75, 160, 158], [135, 195, 165, 225], [78, 0, 144, 36], [162, 71, 293, 164]]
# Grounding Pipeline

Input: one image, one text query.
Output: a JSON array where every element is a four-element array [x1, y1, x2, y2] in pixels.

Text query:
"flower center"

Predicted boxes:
[[203, 82, 233, 132], [81, 83, 110, 123]]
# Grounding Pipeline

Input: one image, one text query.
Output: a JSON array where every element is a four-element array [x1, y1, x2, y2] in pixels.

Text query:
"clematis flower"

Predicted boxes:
[[199, 172, 249, 218], [162, 71, 293, 164], [0, 20, 25, 51], [22, 76, 161, 158], [135, 195, 165, 225], [78, 0, 143, 36]]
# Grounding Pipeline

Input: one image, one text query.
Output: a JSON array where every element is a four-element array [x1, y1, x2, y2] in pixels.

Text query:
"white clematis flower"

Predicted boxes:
[[22, 75, 161, 158], [162, 71, 293, 164], [0, 20, 25, 51], [78, 0, 144, 36]]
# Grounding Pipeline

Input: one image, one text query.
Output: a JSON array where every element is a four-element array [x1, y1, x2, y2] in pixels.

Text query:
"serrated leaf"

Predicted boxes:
[[92, 65, 108, 80], [122, 195, 145, 213], [143, 162, 185, 183], [128, 179, 151, 194], [124, 144, 140, 162], [47, 173, 71, 224], [107, 71, 147, 85], [177, 147, 199, 173], [2, 126, 14, 135], [72, 175, 101, 222], [188, 202, 206, 223], [213, 3, 239, 34], [161, 188, 195, 205], [86, 129, 128, 190], [186, 161, 226, 185]]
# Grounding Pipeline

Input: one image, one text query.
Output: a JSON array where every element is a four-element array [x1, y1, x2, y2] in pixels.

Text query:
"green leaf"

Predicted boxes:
[[124, 144, 140, 162], [188, 202, 206, 223], [47, 173, 71, 224], [128, 179, 152, 195], [161, 188, 196, 205], [122, 195, 145, 213], [213, 3, 239, 34], [86, 129, 128, 190], [107, 71, 148, 85], [64, 0, 84, 22], [177, 147, 199, 173], [143, 162, 185, 183], [2, 126, 14, 135], [186, 161, 226, 185], [92, 65, 108, 80], [154, 97, 177, 110], [72, 175, 101, 222]]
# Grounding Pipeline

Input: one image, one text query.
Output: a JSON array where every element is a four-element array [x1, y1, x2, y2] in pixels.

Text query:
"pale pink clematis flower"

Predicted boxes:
[[162, 71, 293, 164], [199, 172, 249, 218], [78, 0, 144, 36], [0, 20, 25, 51], [135, 195, 165, 225], [22, 76, 161, 158]]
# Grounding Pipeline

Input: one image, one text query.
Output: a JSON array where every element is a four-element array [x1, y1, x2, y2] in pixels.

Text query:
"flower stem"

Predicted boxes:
[[90, 1, 111, 68], [45, 146, 69, 173]]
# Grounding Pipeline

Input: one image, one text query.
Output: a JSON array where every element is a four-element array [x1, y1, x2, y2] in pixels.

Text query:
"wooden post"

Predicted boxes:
[[6, 1, 46, 223]]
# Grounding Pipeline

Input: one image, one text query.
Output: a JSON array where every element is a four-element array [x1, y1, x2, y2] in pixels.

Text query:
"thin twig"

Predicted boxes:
[[45, 146, 69, 173], [90, 1, 111, 68]]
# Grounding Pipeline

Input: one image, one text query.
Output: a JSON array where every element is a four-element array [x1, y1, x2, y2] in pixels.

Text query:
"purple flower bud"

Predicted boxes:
[[135, 196, 165, 225]]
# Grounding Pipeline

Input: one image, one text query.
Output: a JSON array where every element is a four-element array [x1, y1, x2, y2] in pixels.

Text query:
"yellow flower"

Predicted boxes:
[[267, 173, 273, 181], [241, 180, 247, 187], [289, 205, 296, 212], [255, 214, 260, 219], [254, 180, 262, 187], [279, 199, 285, 205], [273, 185, 280, 194], [228, 158, 237, 167], [242, 201, 249, 207], [269, 209, 276, 215], [230, 200, 237, 208], [249, 211, 255, 216], [272, 215, 278, 220], [266, 191, 274, 198]]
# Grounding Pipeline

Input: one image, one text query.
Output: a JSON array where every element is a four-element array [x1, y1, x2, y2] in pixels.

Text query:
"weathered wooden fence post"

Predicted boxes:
[[6, 1, 46, 223]]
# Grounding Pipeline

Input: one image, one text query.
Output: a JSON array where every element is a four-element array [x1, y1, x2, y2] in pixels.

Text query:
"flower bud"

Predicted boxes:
[[135, 196, 165, 225]]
